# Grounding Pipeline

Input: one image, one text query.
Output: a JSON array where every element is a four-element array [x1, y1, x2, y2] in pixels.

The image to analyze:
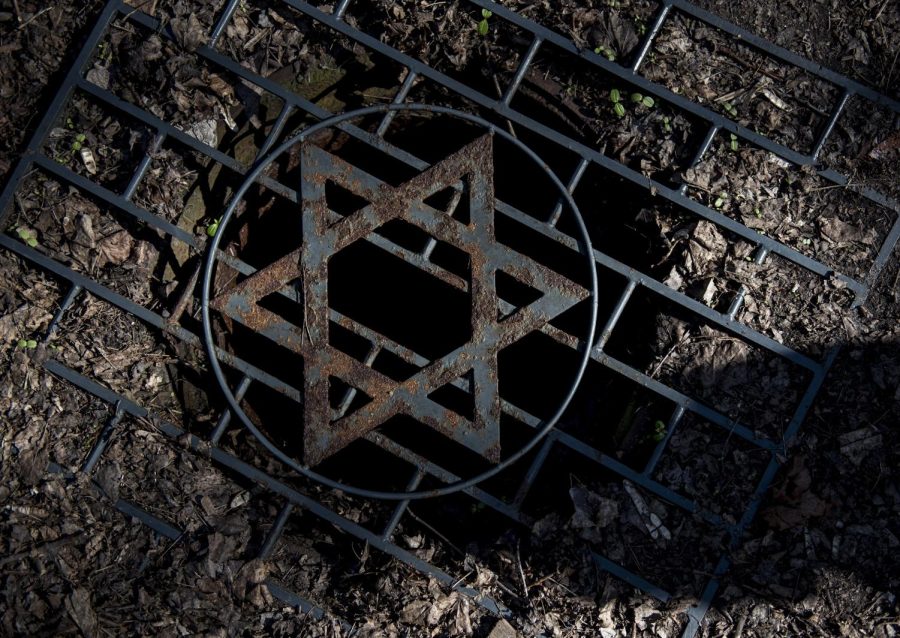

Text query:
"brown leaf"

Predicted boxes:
[[171, 13, 206, 51], [65, 588, 97, 638], [97, 230, 134, 267]]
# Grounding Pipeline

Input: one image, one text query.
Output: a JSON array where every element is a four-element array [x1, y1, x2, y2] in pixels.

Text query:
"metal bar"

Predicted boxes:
[[43, 283, 83, 342], [264, 579, 333, 622], [511, 435, 556, 508], [861, 212, 900, 308], [642, 405, 685, 476], [122, 133, 164, 200], [726, 247, 768, 320], [336, 344, 379, 417], [679, 124, 719, 194], [208, 0, 242, 47], [501, 36, 543, 105], [82, 401, 125, 473], [255, 103, 294, 160], [376, 70, 419, 137], [547, 158, 588, 227], [381, 468, 425, 541], [259, 502, 294, 559], [593, 279, 637, 353], [115, 499, 182, 540], [681, 555, 730, 638], [811, 89, 850, 161], [630, 2, 672, 73], [210, 375, 252, 445], [593, 552, 672, 602], [333, 0, 353, 20]]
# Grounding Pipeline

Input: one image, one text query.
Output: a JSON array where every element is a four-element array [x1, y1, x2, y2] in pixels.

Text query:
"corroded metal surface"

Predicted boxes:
[[211, 134, 588, 466]]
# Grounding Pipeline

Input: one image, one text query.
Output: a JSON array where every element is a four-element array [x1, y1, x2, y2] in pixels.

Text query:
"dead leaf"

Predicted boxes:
[[171, 13, 206, 51], [65, 588, 97, 638], [400, 599, 429, 626], [97, 230, 134, 266]]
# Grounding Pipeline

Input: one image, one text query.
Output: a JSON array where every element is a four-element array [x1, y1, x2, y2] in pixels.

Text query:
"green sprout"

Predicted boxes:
[[206, 217, 221, 238], [652, 420, 666, 442], [723, 101, 738, 118], [71, 133, 86, 153], [16, 338, 38, 350], [593, 44, 616, 61], [713, 191, 729, 209], [609, 88, 625, 117], [729, 133, 739, 152], [16, 227, 38, 248], [477, 8, 491, 36], [662, 116, 672, 133], [634, 18, 647, 35], [630, 92, 655, 108]]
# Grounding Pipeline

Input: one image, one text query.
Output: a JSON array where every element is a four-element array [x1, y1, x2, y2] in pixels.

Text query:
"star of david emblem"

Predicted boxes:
[[210, 134, 588, 467]]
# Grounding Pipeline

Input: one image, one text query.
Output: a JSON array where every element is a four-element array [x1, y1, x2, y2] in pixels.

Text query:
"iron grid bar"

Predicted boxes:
[[0, 0, 881, 634]]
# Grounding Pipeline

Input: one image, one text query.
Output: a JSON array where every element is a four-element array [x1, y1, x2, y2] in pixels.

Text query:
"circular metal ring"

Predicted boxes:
[[201, 103, 599, 499]]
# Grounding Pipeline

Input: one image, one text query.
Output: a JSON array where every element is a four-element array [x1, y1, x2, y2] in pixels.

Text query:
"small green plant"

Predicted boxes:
[[16, 338, 38, 350], [652, 420, 666, 442], [713, 191, 729, 209], [477, 8, 491, 36], [609, 88, 625, 117], [630, 92, 655, 108], [662, 116, 672, 133], [754, 205, 762, 218], [206, 217, 221, 238], [634, 18, 647, 35], [71, 133, 87, 153], [593, 44, 616, 61], [16, 227, 37, 248], [729, 133, 739, 152], [723, 101, 738, 117]]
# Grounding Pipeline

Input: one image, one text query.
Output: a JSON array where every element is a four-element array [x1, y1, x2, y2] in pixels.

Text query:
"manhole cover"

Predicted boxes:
[[1, 0, 897, 635], [202, 104, 598, 497]]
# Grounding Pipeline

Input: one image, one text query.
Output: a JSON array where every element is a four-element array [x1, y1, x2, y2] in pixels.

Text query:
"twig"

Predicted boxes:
[[17, 6, 52, 29], [405, 509, 464, 555], [515, 540, 529, 600]]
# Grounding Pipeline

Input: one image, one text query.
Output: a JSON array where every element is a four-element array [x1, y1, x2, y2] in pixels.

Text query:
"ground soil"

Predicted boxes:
[[0, 1, 898, 637]]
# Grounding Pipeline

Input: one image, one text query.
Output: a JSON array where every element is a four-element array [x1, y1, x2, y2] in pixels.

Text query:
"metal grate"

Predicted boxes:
[[1, 1, 898, 636]]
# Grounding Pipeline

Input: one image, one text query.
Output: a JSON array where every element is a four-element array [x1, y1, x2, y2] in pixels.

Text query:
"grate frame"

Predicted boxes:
[[1, 1, 898, 636]]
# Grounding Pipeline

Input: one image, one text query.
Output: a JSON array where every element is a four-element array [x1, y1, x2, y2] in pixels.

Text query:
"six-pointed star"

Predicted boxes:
[[211, 134, 588, 467]]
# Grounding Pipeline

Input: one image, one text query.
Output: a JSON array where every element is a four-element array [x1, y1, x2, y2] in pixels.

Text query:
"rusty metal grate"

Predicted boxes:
[[1, 0, 898, 635]]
